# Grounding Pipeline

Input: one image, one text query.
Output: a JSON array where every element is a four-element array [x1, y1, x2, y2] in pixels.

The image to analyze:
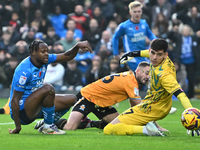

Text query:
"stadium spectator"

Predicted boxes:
[[82, 18, 101, 50], [49, 5, 67, 38], [62, 19, 83, 41], [174, 62, 188, 92], [94, 30, 112, 55], [9, 12, 21, 31], [8, 40, 92, 134], [152, 12, 169, 39], [56, 0, 77, 15], [44, 61, 65, 93], [91, 6, 108, 31], [178, 25, 200, 99], [108, 58, 126, 74], [96, 44, 112, 65], [113, 0, 132, 22], [9, 40, 29, 63], [1, 56, 18, 88], [0, 30, 13, 54], [6, 23, 21, 44], [19, 0, 36, 25], [43, 26, 60, 46], [92, 0, 115, 22], [172, 6, 200, 34], [74, 49, 94, 74], [0, 0, 20, 26], [83, 0, 92, 17], [22, 28, 36, 45], [0, 50, 8, 66], [85, 55, 110, 85], [151, 0, 172, 26], [67, 5, 90, 34], [59, 30, 77, 51], [61, 59, 83, 92], [31, 9, 49, 34], [106, 19, 118, 37], [112, 1, 156, 71]]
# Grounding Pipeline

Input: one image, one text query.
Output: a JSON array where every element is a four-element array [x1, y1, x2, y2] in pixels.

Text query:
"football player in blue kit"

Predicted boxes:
[[8, 40, 92, 134], [112, 1, 156, 71]]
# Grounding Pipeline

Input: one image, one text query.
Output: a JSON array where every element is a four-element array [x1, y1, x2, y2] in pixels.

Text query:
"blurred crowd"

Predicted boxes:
[[0, 0, 200, 98]]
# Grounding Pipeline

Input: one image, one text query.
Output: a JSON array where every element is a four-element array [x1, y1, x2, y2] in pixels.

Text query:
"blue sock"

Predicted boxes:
[[42, 106, 55, 124], [54, 109, 69, 123]]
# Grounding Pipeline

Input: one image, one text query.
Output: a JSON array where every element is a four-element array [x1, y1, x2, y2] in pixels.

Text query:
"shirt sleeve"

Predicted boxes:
[[13, 69, 30, 92], [145, 21, 157, 41], [48, 54, 57, 64], [112, 24, 125, 55], [161, 73, 182, 94]]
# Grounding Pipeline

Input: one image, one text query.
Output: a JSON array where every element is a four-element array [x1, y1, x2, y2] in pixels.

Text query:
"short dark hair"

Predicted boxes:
[[29, 40, 46, 54], [150, 38, 168, 53], [138, 61, 150, 68]]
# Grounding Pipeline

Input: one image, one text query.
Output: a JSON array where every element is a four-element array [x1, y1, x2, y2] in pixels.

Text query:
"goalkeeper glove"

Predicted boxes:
[[119, 51, 140, 64], [187, 128, 200, 136]]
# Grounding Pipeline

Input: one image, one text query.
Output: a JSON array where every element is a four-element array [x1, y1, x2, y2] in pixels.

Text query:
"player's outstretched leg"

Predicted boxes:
[[34, 94, 76, 130], [145, 122, 164, 136]]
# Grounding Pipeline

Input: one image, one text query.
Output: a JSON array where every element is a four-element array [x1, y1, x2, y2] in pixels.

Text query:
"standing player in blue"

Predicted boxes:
[[113, 1, 156, 71], [8, 40, 92, 134]]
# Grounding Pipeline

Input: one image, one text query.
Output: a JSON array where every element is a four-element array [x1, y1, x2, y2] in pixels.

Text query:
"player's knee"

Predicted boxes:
[[103, 123, 114, 135], [42, 83, 55, 95]]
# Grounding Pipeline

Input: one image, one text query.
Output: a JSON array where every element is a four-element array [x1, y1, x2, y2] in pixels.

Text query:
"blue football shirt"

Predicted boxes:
[[112, 19, 156, 71], [9, 54, 57, 112]]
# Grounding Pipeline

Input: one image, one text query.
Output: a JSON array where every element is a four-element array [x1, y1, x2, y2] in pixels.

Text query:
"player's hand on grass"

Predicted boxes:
[[119, 52, 134, 64], [187, 128, 200, 136], [9, 127, 21, 134]]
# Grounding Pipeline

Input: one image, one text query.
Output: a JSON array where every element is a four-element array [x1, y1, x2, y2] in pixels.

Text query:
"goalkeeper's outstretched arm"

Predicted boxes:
[[120, 50, 150, 64]]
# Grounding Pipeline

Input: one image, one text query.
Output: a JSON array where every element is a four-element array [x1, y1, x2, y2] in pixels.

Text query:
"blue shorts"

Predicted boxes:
[[10, 109, 42, 125]]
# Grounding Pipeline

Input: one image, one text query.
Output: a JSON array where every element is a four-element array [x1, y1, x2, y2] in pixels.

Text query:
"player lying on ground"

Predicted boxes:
[[9, 40, 92, 134], [35, 61, 167, 134], [103, 38, 200, 136]]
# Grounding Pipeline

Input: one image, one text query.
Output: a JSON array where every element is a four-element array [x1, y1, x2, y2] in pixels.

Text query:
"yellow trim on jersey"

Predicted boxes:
[[140, 50, 150, 58], [177, 92, 193, 109]]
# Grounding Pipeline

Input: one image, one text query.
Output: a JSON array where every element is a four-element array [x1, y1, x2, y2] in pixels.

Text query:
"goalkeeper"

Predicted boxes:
[[104, 38, 200, 136]]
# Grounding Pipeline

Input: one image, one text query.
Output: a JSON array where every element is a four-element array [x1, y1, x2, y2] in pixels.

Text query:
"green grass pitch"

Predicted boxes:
[[0, 98, 200, 150]]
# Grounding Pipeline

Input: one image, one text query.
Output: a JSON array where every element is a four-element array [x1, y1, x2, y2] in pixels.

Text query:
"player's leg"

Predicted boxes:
[[104, 107, 163, 136], [56, 98, 97, 130], [63, 111, 84, 130], [24, 83, 65, 134], [34, 94, 77, 129], [24, 83, 55, 121], [86, 106, 119, 129], [54, 94, 76, 123]]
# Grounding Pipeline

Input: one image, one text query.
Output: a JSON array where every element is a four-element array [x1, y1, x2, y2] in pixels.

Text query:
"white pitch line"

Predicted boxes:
[[0, 120, 39, 125]]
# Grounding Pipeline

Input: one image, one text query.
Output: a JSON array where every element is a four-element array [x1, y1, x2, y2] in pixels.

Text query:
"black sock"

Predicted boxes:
[[55, 119, 67, 130], [0, 108, 5, 114], [90, 120, 108, 129]]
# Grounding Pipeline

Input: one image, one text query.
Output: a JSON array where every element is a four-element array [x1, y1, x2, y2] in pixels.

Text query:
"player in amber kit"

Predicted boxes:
[[55, 62, 150, 130], [104, 38, 199, 136]]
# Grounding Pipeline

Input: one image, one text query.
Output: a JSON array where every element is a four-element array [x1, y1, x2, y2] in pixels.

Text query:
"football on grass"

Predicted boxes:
[[181, 108, 200, 130]]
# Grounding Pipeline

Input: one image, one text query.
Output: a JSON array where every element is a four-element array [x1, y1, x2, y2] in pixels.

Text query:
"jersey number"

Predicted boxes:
[[124, 108, 134, 114], [102, 74, 120, 83]]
